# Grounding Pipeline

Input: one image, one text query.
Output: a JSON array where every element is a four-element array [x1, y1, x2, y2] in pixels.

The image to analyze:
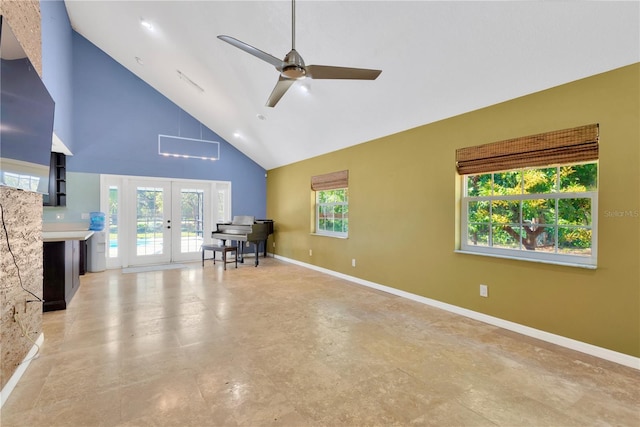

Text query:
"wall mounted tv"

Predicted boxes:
[[0, 16, 55, 194]]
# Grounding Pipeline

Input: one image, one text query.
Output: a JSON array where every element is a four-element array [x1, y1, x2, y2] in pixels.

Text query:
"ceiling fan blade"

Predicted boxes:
[[218, 35, 284, 69], [306, 65, 381, 80], [266, 76, 295, 107]]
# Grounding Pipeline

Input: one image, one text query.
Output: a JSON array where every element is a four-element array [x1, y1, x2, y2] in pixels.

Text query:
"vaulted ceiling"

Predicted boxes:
[[64, 1, 639, 170]]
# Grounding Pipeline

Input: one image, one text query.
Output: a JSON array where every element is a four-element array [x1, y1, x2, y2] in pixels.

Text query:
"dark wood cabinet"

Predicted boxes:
[[43, 240, 80, 311], [44, 152, 66, 206], [79, 239, 87, 276]]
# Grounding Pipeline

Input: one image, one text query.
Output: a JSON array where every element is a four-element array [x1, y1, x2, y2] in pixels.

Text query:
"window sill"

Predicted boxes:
[[454, 250, 597, 269], [310, 233, 348, 239]]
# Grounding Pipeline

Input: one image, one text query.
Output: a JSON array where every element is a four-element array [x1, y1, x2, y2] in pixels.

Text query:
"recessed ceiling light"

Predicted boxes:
[[233, 132, 241, 138], [256, 114, 266, 121], [140, 18, 154, 31]]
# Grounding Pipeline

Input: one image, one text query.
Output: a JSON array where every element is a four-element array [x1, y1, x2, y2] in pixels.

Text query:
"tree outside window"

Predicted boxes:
[[463, 162, 597, 265]]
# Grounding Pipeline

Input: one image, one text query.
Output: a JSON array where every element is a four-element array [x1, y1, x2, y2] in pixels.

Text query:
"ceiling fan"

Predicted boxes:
[[218, 0, 382, 107]]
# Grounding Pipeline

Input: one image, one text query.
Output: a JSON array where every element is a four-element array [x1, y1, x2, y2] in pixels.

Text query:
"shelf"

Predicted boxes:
[[45, 152, 67, 206]]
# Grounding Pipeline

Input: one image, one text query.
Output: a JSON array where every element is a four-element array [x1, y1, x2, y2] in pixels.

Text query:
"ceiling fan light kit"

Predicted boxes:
[[218, 0, 381, 107]]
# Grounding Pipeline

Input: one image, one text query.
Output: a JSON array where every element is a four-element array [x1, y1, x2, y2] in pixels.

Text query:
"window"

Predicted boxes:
[[461, 163, 597, 266], [2, 171, 40, 192], [316, 188, 349, 237], [457, 124, 599, 267], [311, 170, 349, 237]]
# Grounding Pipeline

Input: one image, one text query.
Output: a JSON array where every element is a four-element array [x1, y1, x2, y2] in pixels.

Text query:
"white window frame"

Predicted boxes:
[[315, 187, 349, 238], [459, 165, 598, 268]]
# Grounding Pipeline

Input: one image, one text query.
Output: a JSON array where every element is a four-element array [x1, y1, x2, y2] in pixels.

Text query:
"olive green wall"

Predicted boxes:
[[266, 63, 639, 358]]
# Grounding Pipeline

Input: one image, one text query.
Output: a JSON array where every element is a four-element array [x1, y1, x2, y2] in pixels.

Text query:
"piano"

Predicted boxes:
[[212, 216, 274, 266]]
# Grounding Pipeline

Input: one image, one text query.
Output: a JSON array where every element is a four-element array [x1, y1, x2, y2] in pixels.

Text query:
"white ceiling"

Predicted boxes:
[[64, 0, 639, 170]]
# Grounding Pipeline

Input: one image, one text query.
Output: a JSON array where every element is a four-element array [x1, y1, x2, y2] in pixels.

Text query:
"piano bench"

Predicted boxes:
[[201, 244, 238, 270]]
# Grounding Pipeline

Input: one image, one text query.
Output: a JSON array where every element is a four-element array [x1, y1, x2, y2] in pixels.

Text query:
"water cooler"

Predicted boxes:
[[88, 212, 107, 272], [88, 231, 106, 272]]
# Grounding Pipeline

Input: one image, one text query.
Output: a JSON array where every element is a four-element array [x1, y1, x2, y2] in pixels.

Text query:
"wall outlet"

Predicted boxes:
[[272, 242, 276, 248], [81, 213, 90, 219], [480, 284, 488, 297], [55, 213, 64, 220], [309, 249, 312, 256], [352, 258, 356, 267]]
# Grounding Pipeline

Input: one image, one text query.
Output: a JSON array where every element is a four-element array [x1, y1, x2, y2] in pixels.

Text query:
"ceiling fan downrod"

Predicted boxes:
[[291, 0, 296, 51], [281, 0, 306, 79]]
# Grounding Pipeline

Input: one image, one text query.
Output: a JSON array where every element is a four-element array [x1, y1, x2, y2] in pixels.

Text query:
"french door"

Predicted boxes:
[[170, 182, 212, 263], [128, 180, 172, 266], [102, 175, 229, 268]]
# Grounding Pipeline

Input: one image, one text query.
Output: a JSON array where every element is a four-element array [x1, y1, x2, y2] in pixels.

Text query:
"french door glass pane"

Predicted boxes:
[[180, 188, 205, 253], [136, 187, 164, 256], [108, 186, 118, 258]]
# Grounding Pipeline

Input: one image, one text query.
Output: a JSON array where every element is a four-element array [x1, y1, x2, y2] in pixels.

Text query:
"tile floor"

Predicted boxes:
[[1, 257, 639, 426]]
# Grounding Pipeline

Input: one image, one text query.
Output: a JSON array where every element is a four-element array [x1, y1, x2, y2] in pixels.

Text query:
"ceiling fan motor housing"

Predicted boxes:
[[281, 49, 307, 79]]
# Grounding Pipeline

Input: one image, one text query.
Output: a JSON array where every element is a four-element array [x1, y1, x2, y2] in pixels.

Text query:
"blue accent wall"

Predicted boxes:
[[40, 0, 266, 218], [41, 0, 74, 151]]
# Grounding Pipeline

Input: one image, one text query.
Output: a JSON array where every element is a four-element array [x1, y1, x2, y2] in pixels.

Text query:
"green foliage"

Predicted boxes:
[[135, 188, 164, 235], [465, 163, 596, 252], [180, 190, 204, 235], [317, 188, 348, 234], [560, 163, 597, 192], [108, 187, 119, 233], [317, 188, 348, 203], [493, 171, 521, 195]]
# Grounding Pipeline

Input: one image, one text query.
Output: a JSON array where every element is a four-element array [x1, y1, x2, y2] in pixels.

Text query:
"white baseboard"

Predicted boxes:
[[1, 333, 44, 408], [273, 254, 639, 370]]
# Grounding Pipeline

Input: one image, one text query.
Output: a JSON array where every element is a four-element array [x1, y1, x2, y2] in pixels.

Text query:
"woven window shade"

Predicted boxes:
[[311, 170, 348, 191], [456, 124, 599, 175]]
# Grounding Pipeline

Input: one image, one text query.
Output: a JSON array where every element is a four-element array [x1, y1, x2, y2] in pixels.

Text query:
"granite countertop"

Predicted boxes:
[[42, 230, 94, 242]]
